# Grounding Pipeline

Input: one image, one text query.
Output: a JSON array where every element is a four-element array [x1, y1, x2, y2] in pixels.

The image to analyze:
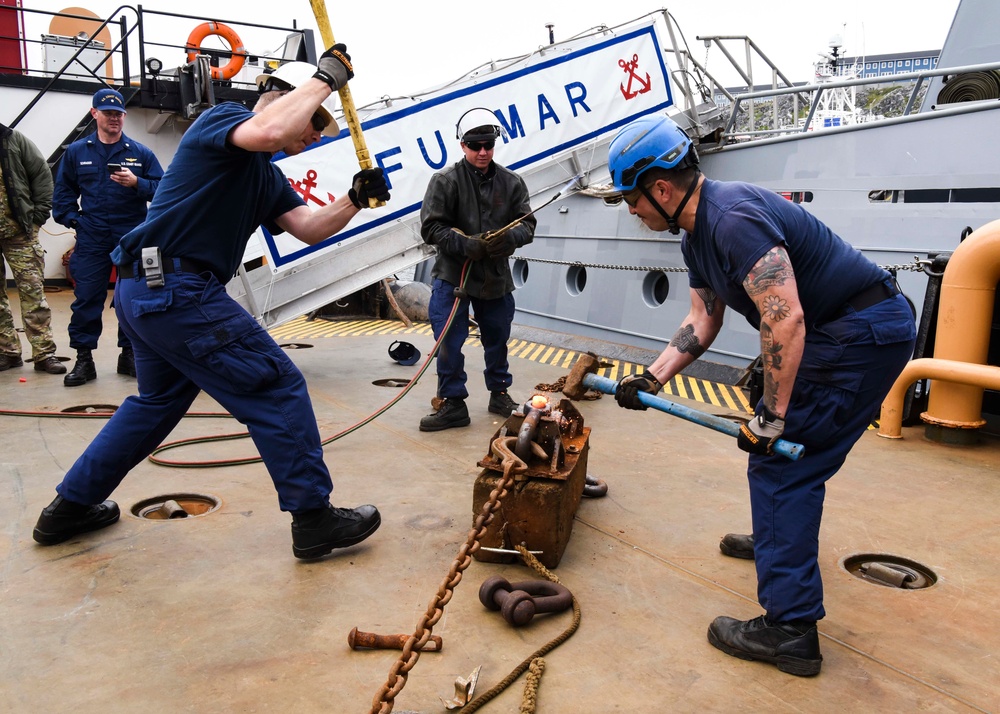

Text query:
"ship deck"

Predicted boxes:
[[1, 288, 998, 713]]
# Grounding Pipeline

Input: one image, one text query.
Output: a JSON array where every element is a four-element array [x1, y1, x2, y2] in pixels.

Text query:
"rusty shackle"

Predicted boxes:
[[478, 575, 573, 627], [583, 473, 608, 498]]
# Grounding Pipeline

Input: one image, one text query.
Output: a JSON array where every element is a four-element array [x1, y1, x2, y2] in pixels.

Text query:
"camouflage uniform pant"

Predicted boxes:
[[0, 228, 58, 360]]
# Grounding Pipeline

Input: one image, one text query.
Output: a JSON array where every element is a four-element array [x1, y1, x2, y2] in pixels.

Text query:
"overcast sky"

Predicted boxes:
[[26, 0, 962, 107]]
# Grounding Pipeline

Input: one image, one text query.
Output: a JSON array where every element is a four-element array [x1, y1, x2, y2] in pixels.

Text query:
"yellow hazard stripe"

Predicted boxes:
[[269, 318, 752, 413]]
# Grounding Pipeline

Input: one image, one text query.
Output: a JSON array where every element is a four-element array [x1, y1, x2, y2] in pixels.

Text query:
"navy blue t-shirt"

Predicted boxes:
[[682, 179, 887, 329], [116, 102, 303, 280]]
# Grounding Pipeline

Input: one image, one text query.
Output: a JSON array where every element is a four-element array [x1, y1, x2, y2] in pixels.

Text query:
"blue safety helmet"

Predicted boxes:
[[608, 115, 698, 192]]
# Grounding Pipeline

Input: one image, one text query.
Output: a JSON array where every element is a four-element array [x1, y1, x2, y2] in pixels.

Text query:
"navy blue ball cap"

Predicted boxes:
[[93, 88, 126, 113], [388, 340, 420, 366]]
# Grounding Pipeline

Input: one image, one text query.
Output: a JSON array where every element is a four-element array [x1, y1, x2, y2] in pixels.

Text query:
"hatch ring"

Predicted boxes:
[[372, 378, 412, 388], [131, 493, 221, 520], [842, 553, 937, 590], [61, 404, 118, 414]]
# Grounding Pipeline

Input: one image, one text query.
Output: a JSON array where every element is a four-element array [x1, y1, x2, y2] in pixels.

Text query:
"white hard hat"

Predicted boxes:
[[255, 60, 340, 137], [456, 107, 504, 142]]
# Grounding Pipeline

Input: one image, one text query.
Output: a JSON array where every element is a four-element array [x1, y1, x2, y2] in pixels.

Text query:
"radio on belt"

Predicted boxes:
[[141, 246, 164, 288]]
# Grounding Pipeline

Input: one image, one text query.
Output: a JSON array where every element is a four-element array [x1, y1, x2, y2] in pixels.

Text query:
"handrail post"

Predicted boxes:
[[118, 15, 128, 85]]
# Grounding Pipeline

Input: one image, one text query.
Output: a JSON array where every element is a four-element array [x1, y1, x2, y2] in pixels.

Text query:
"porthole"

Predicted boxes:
[[512, 259, 529, 288], [641, 270, 670, 307], [566, 265, 587, 296]]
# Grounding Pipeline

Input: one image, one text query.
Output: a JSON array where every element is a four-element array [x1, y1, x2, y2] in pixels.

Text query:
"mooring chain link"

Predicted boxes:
[[909, 257, 949, 278], [884, 261, 933, 273], [371, 436, 528, 714], [512, 255, 928, 274], [512, 255, 690, 272]]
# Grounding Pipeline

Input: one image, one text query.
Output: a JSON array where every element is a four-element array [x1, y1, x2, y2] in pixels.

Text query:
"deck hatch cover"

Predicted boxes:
[[131, 493, 221, 519], [842, 553, 936, 589]]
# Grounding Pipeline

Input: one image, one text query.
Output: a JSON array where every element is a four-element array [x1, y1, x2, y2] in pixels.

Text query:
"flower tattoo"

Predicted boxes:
[[762, 294, 790, 322]]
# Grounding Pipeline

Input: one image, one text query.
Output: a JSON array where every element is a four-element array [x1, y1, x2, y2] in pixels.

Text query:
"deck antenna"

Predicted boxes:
[[546, 23, 555, 45]]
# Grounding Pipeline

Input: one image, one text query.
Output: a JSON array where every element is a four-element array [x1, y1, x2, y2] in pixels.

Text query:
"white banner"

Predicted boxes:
[[257, 19, 672, 271]]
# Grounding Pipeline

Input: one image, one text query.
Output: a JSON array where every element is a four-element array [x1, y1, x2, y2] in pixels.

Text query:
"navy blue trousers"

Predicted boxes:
[[427, 278, 515, 400], [749, 290, 916, 622], [67, 239, 129, 351], [56, 266, 333, 512]]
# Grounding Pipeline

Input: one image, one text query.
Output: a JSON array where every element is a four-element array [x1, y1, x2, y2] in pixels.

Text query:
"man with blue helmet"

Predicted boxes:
[[607, 114, 915, 676]]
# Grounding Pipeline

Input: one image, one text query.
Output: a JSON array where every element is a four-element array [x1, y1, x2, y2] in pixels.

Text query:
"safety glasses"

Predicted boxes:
[[310, 111, 329, 133], [465, 140, 495, 152], [603, 187, 645, 208]]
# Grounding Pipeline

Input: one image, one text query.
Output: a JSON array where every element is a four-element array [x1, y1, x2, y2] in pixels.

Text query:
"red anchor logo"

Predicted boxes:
[[619, 54, 651, 100], [289, 169, 336, 207]]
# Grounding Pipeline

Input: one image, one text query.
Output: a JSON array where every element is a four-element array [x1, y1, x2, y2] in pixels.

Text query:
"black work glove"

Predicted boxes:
[[313, 43, 354, 91], [486, 231, 517, 258], [348, 167, 390, 208], [738, 405, 786, 455], [615, 370, 662, 410], [465, 234, 489, 261]]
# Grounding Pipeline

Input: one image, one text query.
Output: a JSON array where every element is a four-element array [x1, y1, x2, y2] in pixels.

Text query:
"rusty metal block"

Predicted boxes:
[[472, 400, 590, 569]]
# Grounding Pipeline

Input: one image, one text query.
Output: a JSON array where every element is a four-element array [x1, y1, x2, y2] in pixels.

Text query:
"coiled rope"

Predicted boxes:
[[461, 546, 582, 713]]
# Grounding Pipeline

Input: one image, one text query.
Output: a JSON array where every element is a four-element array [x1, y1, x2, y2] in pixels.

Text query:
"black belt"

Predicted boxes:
[[843, 281, 899, 314], [117, 257, 206, 279]]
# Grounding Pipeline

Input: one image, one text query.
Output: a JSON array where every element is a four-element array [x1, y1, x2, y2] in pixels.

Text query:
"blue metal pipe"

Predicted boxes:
[[582, 373, 804, 461]]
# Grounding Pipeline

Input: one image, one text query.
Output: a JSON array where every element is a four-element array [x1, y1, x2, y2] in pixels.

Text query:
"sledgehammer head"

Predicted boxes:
[[563, 352, 600, 400]]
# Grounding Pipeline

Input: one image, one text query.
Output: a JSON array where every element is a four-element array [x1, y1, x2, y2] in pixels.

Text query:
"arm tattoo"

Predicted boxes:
[[670, 323, 706, 358], [760, 322, 782, 412], [761, 294, 791, 322], [695, 287, 717, 316], [744, 246, 794, 297]]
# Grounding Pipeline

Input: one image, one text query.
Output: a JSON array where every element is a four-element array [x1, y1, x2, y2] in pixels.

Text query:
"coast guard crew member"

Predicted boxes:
[[607, 114, 915, 676], [53, 87, 164, 385], [33, 47, 391, 560]]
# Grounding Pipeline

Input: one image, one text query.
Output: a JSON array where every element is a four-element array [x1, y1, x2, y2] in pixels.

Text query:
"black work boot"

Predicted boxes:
[[0, 354, 23, 371], [488, 390, 519, 416], [33, 495, 121, 545], [708, 615, 823, 676], [419, 398, 471, 431], [64, 348, 97, 387], [117, 347, 136, 377], [291, 504, 381, 559], [720, 533, 755, 560]]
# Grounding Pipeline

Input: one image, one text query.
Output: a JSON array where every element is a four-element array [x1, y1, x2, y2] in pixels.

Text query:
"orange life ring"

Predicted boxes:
[[185, 22, 247, 81]]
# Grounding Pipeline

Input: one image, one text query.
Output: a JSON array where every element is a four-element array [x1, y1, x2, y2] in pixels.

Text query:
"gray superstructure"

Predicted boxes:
[[511, 0, 1000, 370]]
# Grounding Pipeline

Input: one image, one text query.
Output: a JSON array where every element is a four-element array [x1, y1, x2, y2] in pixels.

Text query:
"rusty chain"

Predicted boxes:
[[370, 435, 527, 713], [534, 375, 602, 400]]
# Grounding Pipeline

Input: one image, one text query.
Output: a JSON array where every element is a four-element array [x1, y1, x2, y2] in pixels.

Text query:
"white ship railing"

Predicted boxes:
[[721, 60, 1000, 142]]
